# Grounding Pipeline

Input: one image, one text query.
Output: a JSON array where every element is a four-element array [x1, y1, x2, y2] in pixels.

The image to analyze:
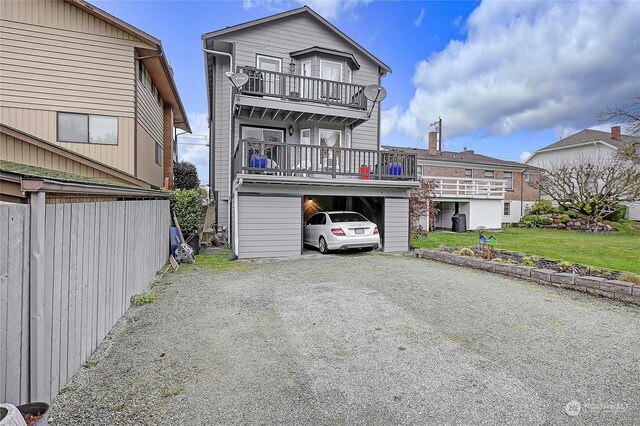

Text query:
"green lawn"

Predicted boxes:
[[412, 221, 640, 274]]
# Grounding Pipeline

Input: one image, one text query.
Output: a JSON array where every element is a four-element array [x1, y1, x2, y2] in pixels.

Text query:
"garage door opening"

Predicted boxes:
[[302, 195, 385, 254]]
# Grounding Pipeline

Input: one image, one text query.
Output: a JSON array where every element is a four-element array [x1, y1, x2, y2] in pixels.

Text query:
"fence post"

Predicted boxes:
[[29, 191, 47, 402]]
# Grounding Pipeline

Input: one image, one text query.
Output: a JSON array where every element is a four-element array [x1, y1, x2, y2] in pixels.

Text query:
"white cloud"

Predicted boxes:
[[177, 112, 209, 184], [414, 8, 426, 27], [242, 0, 372, 20], [381, 105, 401, 137], [519, 151, 531, 162], [398, 1, 640, 141]]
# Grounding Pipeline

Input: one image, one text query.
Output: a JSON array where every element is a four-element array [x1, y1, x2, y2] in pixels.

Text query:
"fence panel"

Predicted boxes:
[[0, 199, 169, 404]]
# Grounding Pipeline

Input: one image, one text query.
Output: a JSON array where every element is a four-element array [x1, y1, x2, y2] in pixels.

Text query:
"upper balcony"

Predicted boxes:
[[425, 176, 507, 199], [233, 66, 370, 127], [233, 139, 418, 183]]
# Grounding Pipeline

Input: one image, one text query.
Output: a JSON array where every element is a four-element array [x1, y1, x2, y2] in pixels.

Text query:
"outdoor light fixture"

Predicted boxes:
[[289, 61, 296, 73], [307, 197, 313, 203], [289, 125, 294, 136]]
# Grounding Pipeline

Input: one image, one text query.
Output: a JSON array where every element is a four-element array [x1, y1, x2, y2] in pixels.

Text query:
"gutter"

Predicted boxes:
[[202, 40, 235, 239], [21, 178, 171, 198]]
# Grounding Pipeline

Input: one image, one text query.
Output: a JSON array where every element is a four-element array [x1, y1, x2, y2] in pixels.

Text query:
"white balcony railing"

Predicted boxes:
[[423, 176, 507, 199]]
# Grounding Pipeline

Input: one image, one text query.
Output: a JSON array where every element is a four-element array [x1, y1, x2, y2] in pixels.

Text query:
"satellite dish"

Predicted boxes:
[[227, 72, 249, 88], [363, 84, 387, 103]]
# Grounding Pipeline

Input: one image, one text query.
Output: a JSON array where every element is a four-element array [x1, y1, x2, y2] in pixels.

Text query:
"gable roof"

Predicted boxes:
[[66, 0, 191, 132], [290, 46, 360, 70], [384, 146, 538, 170], [201, 6, 391, 75], [534, 129, 639, 153]]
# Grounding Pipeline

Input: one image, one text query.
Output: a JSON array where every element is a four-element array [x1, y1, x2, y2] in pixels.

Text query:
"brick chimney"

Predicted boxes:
[[428, 131, 438, 155], [611, 126, 621, 141]]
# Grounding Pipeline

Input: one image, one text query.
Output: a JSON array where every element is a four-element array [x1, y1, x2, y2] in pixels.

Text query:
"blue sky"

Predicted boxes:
[[93, 0, 640, 181]]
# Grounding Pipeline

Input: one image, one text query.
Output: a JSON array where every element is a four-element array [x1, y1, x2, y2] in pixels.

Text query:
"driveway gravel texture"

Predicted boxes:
[[49, 251, 640, 425]]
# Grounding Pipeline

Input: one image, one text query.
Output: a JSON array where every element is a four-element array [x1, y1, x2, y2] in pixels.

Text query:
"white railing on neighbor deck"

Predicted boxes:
[[424, 176, 507, 199]]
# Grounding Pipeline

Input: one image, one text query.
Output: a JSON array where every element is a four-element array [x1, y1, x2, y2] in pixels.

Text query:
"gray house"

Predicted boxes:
[[202, 6, 418, 258]]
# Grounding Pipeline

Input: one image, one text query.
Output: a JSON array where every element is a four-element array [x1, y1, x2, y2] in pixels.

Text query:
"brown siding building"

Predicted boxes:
[[0, 0, 190, 199]]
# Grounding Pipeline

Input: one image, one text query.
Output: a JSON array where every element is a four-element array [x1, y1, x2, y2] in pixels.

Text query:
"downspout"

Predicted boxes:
[[202, 41, 234, 242], [520, 168, 525, 217]]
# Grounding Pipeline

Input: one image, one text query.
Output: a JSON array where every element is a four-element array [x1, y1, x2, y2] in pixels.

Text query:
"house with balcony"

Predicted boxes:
[[389, 132, 541, 230], [202, 6, 418, 258], [0, 0, 190, 202]]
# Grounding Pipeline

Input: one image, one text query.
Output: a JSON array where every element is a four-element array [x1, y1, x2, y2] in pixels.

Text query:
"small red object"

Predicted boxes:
[[359, 165, 370, 179]]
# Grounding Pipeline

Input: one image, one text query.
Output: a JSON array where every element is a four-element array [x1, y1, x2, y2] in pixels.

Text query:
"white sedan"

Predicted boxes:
[[304, 211, 380, 254]]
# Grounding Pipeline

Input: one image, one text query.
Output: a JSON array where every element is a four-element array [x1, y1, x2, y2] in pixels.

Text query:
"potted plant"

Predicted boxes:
[[170, 188, 204, 255]]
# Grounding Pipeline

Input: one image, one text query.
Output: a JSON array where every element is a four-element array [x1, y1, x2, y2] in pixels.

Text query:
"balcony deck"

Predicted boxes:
[[234, 139, 417, 183], [424, 176, 507, 199], [233, 66, 370, 127]]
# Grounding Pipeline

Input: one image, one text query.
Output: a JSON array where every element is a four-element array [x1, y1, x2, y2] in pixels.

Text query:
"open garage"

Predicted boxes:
[[232, 177, 414, 259]]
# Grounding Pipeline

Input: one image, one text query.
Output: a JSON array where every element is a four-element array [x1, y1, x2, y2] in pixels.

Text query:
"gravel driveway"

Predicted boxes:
[[50, 251, 640, 425]]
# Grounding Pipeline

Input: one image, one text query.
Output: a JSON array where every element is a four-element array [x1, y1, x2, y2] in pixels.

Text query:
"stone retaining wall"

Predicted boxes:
[[415, 249, 640, 306]]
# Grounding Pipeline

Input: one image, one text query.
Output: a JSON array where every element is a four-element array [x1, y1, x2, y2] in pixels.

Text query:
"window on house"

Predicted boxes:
[[465, 169, 473, 178], [320, 60, 343, 101], [138, 61, 145, 87], [155, 142, 163, 166], [57, 112, 117, 144], [319, 129, 341, 164], [504, 202, 511, 216], [504, 171, 513, 190], [484, 170, 495, 179]]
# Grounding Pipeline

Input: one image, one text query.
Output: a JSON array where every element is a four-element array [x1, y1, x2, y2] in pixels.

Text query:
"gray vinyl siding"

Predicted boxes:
[[222, 14, 381, 150], [214, 59, 232, 202], [237, 195, 301, 258], [383, 198, 409, 252], [211, 13, 384, 228]]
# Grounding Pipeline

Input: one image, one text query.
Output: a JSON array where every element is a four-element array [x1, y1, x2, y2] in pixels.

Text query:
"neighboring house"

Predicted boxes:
[[203, 6, 418, 259], [389, 132, 541, 230], [0, 0, 190, 201], [525, 126, 640, 220]]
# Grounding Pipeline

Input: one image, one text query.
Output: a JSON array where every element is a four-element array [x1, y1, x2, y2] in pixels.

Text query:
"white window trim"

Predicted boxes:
[[319, 59, 343, 82], [504, 171, 514, 190], [318, 128, 343, 146], [300, 128, 311, 144], [504, 202, 511, 216], [301, 60, 312, 77], [256, 54, 282, 72]]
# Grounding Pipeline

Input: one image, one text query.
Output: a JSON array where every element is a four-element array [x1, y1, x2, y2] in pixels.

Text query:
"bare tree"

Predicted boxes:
[[598, 94, 640, 164], [409, 179, 439, 237], [535, 155, 640, 221]]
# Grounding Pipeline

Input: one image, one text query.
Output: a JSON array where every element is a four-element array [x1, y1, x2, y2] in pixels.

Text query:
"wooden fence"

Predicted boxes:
[[0, 199, 169, 405]]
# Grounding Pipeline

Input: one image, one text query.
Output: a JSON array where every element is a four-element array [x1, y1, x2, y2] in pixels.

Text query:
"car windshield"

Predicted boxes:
[[329, 212, 368, 223]]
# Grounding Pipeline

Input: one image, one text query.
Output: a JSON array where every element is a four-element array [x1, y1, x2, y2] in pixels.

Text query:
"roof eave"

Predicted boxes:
[[201, 6, 391, 74]]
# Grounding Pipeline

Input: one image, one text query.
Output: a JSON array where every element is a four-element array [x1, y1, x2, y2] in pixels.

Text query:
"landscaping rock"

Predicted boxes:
[[550, 272, 577, 289], [531, 269, 556, 282], [601, 280, 634, 296], [575, 276, 606, 290]]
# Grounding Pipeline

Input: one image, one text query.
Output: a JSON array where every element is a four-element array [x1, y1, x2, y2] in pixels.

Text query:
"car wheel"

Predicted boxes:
[[319, 236, 329, 254]]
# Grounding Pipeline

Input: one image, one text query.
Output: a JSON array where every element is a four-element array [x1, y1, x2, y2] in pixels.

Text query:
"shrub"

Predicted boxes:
[[530, 200, 553, 215], [619, 273, 640, 285], [521, 214, 553, 227], [173, 161, 200, 190], [521, 256, 537, 267], [131, 291, 158, 306], [557, 261, 573, 269], [557, 213, 571, 223], [170, 189, 204, 233], [604, 204, 627, 221], [457, 247, 474, 256], [492, 258, 503, 263]]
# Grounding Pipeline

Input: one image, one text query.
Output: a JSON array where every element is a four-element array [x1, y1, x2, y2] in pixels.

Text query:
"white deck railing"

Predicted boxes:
[[423, 176, 507, 199]]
